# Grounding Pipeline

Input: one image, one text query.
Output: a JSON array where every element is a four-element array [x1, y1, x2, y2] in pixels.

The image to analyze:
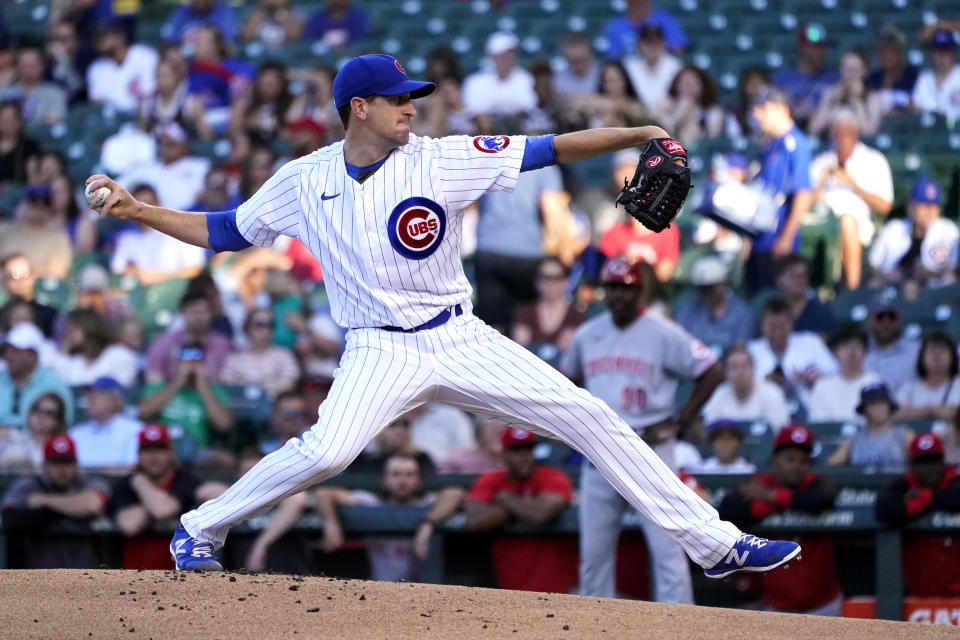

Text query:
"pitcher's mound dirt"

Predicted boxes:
[[0, 570, 951, 639]]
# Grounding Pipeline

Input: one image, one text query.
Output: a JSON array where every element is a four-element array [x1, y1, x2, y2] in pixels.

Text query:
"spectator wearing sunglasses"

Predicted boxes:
[[258, 390, 313, 455], [863, 290, 921, 396], [0, 393, 67, 472], [218, 307, 300, 399]]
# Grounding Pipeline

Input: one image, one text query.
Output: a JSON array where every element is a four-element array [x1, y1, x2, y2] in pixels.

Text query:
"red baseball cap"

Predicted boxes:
[[44, 434, 77, 462], [910, 433, 945, 461], [600, 255, 645, 286], [139, 424, 172, 449], [501, 427, 537, 449], [774, 424, 814, 453]]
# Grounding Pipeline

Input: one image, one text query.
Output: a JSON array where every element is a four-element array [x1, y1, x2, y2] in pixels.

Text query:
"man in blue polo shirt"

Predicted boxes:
[[603, 0, 688, 58], [772, 24, 840, 128], [746, 88, 814, 293]]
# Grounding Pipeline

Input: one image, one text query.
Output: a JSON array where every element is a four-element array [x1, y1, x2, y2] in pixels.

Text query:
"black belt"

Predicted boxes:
[[381, 304, 463, 333]]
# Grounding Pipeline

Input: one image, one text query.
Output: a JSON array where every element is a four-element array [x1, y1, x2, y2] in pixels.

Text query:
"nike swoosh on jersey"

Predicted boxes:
[[321, 193, 340, 201]]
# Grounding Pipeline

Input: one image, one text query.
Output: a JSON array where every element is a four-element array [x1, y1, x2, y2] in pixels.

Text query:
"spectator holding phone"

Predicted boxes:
[[139, 289, 233, 451]]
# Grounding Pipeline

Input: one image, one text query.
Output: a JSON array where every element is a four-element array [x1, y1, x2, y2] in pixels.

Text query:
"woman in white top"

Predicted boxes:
[[702, 343, 791, 430], [808, 325, 879, 423], [895, 331, 960, 422], [42, 308, 139, 387]]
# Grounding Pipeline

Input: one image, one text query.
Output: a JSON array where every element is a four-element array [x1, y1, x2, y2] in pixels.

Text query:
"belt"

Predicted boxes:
[[381, 304, 463, 333]]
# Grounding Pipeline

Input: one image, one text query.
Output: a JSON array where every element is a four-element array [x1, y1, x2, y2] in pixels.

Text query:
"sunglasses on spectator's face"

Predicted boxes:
[[251, 320, 273, 329], [874, 311, 899, 322], [538, 272, 566, 281], [31, 407, 59, 418], [281, 410, 308, 420]]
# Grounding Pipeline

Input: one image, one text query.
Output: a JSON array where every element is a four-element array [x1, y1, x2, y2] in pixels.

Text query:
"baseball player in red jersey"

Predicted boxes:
[[562, 256, 724, 603], [86, 53, 799, 578], [718, 425, 842, 615], [876, 433, 960, 597]]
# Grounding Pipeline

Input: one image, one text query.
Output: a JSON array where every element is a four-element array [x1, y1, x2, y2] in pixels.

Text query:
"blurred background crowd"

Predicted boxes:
[[0, 0, 960, 619]]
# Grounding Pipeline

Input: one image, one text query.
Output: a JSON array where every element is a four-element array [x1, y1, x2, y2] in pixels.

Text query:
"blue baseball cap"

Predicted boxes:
[[707, 420, 744, 441], [725, 152, 748, 170], [333, 54, 435, 110], [88, 376, 125, 395], [929, 29, 957, 51], [910, 177, 941, 204], [856, 383, 898, 415]]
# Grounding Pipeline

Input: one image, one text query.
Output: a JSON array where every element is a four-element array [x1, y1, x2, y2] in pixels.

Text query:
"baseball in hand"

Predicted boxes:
[[84, 182, 111, 208]]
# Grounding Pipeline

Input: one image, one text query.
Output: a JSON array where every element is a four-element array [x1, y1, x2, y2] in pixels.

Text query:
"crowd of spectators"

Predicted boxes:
[[0, 0, 959, 613]]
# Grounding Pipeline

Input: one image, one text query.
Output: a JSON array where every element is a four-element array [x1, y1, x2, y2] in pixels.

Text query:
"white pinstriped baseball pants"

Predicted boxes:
[[181, 314, 741, 567]]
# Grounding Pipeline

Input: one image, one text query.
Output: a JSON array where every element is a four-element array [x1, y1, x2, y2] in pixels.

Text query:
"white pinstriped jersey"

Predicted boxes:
[[235, 134, 528, 329], [561, 311, 717, 430]]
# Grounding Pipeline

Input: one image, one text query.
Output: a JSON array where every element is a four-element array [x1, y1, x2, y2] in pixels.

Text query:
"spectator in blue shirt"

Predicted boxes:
[[746, 88, 815, 293], [603, 0, 688, 58], [0, 323, 73, 430], [772, 24, 840, 129], [162, 0, 239, 45], [674, 255, 755, 353], [302, 0, 371, 53]]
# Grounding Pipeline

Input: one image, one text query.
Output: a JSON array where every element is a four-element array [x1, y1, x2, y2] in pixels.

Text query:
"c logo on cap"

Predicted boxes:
[[387, 197, 447, 260], [395, 60, 407, 74]]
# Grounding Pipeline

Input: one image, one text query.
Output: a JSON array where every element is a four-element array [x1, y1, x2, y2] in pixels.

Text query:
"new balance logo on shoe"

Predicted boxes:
[[174, 539, 189, 556], [726, 548, 749, 567], [704, 534, 799, 579]]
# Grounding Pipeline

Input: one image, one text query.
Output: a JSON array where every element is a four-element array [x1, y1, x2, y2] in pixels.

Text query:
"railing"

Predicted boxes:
[[2, 470, 957, 621]]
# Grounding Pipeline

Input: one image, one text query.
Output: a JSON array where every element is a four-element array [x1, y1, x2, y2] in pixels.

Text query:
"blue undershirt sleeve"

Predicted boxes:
[[206, 209, 253, 252], [520, 134, 558, 172]]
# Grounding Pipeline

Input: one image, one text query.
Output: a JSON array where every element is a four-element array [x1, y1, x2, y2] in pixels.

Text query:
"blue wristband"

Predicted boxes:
[[207, 209, 252, 252], [520, 134, 557, 172]]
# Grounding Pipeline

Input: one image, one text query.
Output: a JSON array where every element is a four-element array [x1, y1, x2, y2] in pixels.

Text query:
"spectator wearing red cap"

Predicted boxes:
[[718, 425, 841, 615], [1, 434, 111, 568], [113, 424, 227, 570], [876, 433, 960, 597], [464, 428, 577, 593], [827, 383, 913, 471]]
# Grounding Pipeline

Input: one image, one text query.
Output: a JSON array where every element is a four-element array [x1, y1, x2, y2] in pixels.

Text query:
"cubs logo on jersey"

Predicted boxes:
[[473, 135, 511, 153], [387, 197, 447, 260]]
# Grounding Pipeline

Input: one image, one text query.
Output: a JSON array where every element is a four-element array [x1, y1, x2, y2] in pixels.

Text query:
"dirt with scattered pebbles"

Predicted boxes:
[[0, 570, 952, 639]]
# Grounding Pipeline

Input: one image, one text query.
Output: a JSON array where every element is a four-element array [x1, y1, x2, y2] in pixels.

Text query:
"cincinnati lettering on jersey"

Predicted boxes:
[[584, 355, 655, 379], [473, 135, 510, 153], [387, 196, 447, 260]]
